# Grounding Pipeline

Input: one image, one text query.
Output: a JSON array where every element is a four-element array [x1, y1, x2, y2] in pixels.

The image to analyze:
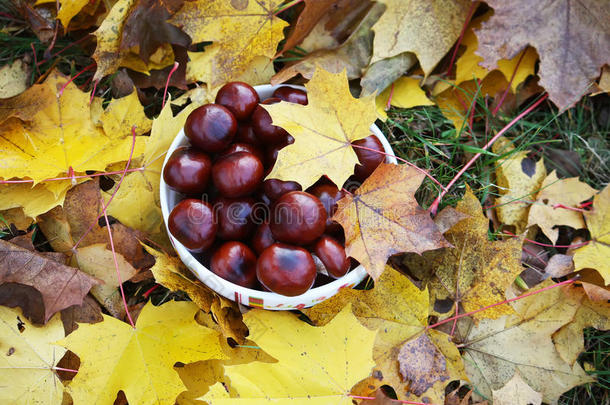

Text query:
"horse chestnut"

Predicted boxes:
[[352, 135, 385, 181], [163, 147, 211, 195], [270, 191, 326, 245], [313, 235, 350, 278], [212, 151, 264, 198], [185, 104, 237, 153], [215, 82, 259, 121], [211, 241, 257, 288], [256, 243, 316, 296], [168, 199, 216, 252], [272, 87, 308, 105], [251, 98, 290, 145]]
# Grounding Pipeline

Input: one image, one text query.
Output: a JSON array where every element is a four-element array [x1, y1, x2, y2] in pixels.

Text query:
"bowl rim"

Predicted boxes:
[[160, 84, 397, 310]]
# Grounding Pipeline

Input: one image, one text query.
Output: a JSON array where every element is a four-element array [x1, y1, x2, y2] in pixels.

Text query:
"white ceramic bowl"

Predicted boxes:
[[160, 84, 397, 310]]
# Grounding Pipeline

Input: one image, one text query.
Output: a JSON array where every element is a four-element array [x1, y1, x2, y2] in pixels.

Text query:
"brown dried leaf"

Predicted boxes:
[[475, 0, 610, 111], [279, 0, 337, 55], [334, 163, 450, 280], [397, 332, 450, 396], [0, 238, 99, 323], [120, 0, 190, 62]]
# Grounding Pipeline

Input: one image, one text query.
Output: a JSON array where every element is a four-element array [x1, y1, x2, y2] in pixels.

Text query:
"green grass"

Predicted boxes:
[[383, 88, 610, 404]]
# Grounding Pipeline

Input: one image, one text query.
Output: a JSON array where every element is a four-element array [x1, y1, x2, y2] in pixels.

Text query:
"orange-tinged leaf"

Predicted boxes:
[[573, 184, 610, 284], [333, 163, 449, 280], [264, 68, 376, 189], [404, 188, 523, 321], [279, 0, 337, 55], [474, 0, 610, 111], [170, 0, 287, 88], [0, 70, 145, 183]]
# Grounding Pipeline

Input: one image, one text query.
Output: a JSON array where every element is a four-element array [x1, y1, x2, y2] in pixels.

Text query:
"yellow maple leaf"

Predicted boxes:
[[0, 70, 145, 183], [0, 180, 74, 218], [526, 171, 597, 243], [170, 0, 287, 88], [375, 76, 434, 120], [493, 137, 547, 233], [187, 50, 275, 92], [36, 0, 89, 29], [370, 0, 471, 74], [59, 300, 227, 405], [573, 184, 610, 284], [455, 13, 538, 91], [101, 90, 152, 137], [552, 284, 610, 365], [462, 280, 593, 403], [264, 68, 376, 189], [0, 306, 66, 404], [404, 188, 523, 320], [103, 98, 199, 235], [304, 266, 465, 404], [200, 305, 377, 404]]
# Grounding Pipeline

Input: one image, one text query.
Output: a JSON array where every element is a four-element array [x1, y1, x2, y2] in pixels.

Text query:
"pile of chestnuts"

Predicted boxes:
[[164, 82, 385, 297]]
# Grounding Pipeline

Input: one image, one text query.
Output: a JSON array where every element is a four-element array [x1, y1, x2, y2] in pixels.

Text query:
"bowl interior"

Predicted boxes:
[[160, 84, 396, 310]]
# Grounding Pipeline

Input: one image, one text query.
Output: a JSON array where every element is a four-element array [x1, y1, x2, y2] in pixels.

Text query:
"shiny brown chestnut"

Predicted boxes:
[[270, 191, 327, 245], [264, 134, 294, 174], [256, 243, 316, 296], [263, 179, 302, 201], [251, 221, 276, 255], [214, 196, 256, 240], [251, 98, 290, 145], [215, 82, 260, 121], [352, 135, 385, 181], [218, 142, 264, 164], [212, 151, 264, 198], [234, 122, 260, 145], [307, 183, 346, 220], [272, 87, 308, 105], [185, 104, 237, 153], [313, 235, 350, 278], [168, 199, 217, 252], [211, 241, 257, 288], [163, 147, 212, 194]]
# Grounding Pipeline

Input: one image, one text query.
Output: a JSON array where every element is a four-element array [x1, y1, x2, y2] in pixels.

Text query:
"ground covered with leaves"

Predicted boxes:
[[0, 1, 609, 404]]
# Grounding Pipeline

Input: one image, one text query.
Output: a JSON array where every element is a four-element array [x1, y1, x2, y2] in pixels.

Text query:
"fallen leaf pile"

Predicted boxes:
[[0, 1, 608, 404]]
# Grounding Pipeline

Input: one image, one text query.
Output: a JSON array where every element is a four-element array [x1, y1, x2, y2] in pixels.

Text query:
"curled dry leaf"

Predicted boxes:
[[370, 0, 471, 74], [0, 238, 99, 323], [334, 163, 450, 280], [278, 0, 337, 55], [573, 184, 610, 284], [264, 68, 376, 189], [145, 245, 248, 344], [0, 306, 66, 404], [59, 301, 227, 405], [271, 2, 383, 85], [526, 171, 597, 243], [404, 188, 523, 321], [475, 0, 610, 111], [200, 305, 376, 404]]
